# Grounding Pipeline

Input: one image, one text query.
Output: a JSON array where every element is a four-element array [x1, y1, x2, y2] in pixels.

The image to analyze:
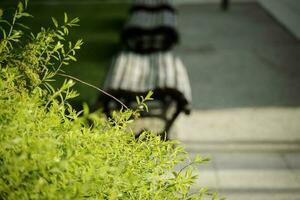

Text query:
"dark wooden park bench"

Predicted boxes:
[[100, 51, 191, 140], [121, 10, 178, 54], [97, 0, 191, 140]]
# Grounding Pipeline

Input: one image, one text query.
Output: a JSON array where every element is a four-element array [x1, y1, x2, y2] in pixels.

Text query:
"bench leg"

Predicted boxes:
[[221, 0, 230, 10], [160, 107, 182, 140]]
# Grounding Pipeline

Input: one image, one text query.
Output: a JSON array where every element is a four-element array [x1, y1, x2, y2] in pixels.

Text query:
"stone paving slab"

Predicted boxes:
[[190, 169, 300, 199], [181, 142, 300, 153], [283, 153, 300, 169], [216, 169, 300, 189], [212, 153, 287, 170], [220, 192, 300, 200], [171, 107, 300, 143]]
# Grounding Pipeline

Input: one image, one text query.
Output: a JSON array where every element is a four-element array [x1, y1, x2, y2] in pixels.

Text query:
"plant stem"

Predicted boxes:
[[57, 73, 128, 109]]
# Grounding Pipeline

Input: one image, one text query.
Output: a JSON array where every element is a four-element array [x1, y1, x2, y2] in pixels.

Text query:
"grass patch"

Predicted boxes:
[[3, 1, 130, 108]]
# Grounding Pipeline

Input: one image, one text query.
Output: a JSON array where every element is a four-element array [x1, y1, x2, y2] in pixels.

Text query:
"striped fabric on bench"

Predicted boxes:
[[122, 10, 178, 53], [103, 51, 191, 115], [130, 0, 176, 12]]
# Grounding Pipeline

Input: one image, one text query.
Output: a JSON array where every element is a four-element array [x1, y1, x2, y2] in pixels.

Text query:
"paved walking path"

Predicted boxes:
[[170, 2, 300, 199]]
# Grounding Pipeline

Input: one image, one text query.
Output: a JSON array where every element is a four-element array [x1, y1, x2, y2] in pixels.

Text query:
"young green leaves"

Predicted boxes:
[[135, 90, 154, 112]]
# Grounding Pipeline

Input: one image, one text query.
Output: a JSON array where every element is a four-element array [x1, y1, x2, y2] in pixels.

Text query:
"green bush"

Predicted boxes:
[[0, 1, 221, 199]]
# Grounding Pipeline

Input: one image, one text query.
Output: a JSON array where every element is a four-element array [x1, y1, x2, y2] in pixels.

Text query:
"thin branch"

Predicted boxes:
[[57, 73, 128, 109]]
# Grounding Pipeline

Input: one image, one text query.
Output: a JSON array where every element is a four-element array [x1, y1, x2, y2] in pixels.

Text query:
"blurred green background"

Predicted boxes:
[[2, 1, 130, 109]]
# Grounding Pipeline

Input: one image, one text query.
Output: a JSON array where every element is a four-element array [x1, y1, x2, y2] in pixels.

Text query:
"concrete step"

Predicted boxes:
[[171, 107, 300, 199], [170, 107, 300, 146], [181, 141, 300, 153], [193, 169, 300, 200], [176, 152, 300, 200]]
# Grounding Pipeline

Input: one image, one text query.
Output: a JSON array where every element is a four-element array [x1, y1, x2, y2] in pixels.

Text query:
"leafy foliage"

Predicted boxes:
[[0, 1, 222, 199]]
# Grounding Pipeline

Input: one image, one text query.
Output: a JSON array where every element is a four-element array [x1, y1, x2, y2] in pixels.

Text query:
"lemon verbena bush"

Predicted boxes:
[[0, 1, 221, 199]]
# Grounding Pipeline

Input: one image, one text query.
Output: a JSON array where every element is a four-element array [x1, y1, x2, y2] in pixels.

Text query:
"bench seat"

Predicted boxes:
[[99, 51, 192, 139]]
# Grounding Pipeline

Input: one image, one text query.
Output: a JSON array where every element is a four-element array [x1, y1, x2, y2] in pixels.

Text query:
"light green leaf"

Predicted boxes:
[[64, 12, 68, 23], [18, 2, 23, 13], [145, 90, 154, 100], [51, 17, 58, 28], [0, 19, 11, 26], [136, 96, 140, 104], [16, 22, 30, 30], [68, 55, 77, 62]]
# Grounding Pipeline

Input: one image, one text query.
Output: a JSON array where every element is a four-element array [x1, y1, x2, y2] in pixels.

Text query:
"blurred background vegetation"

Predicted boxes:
[[1, 0, 130, 109]]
